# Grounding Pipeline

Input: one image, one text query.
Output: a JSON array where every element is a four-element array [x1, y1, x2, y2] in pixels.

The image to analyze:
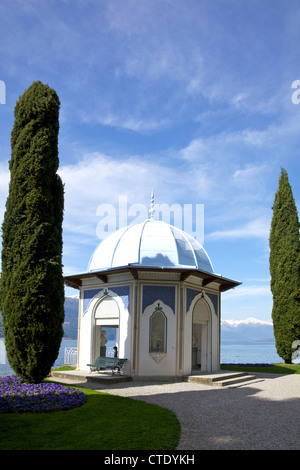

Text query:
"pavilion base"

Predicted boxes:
[[50, 369, 132, 385], [50, 369, 262, 387]]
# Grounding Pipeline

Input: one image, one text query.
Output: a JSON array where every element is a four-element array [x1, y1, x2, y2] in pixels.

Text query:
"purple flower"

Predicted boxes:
[[0, 375, 86, 414]]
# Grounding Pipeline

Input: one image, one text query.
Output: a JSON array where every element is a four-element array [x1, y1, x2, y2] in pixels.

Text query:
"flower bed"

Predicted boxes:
[[0, 375, 86, 414]]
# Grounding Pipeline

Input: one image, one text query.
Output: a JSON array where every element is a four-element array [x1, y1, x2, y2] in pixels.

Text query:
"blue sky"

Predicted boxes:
[[1, 0, 300, 321]]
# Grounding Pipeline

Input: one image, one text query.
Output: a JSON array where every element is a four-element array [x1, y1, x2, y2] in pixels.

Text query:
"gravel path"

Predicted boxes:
[[55, 373, 300, 450]]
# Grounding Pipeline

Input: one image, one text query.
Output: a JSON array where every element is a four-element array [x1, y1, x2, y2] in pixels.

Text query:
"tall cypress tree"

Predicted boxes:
[[269, 167, 300, 363], [0, 81, 64, 383]]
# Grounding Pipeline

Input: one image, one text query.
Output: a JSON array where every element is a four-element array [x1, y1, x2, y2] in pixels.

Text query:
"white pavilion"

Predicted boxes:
[[65, 199, 241, 380]]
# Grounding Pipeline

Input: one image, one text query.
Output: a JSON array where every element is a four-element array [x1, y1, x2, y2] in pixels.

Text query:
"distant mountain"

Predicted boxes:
[[221, 318, 275, 342], [63, 296, 114, 340], [63, 296, 79, 338], [62, 299, 275, 342], [1, 296, 275, 342], [0, 296, 80, 339]]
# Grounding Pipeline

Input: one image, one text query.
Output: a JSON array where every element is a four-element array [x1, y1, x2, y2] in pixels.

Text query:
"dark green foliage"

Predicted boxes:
[[0, 81, 64, 382], [269, 168, 300, 363]]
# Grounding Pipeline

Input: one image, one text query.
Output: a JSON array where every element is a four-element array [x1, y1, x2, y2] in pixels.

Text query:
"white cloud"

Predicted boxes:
[[223, 284, 271, 299], [208, 218, 270, 241], [80, 111, 171, 133], [58, 151, 183, 242], [233, 165, 267, 182], [106, 1, 205, 85], [232, 164, 270, 197], [57, 127, 276, 251], [180, 128, 276, 165]]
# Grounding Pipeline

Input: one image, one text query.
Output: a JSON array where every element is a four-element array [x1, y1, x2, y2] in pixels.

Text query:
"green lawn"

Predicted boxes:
[[221, 363, 300, 374], [0, 385, 181, 450], [2, 362, 298, 450]]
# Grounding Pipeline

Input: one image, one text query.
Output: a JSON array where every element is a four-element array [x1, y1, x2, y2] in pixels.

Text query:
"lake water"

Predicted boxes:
[[0, 338, 78, 378], [0, 337, 290, 377], [221, 341, 282, 364]]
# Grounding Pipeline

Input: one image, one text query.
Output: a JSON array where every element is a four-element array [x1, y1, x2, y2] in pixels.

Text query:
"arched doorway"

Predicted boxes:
[[93, 296, 120, 360], [192, 298, 212, 371]]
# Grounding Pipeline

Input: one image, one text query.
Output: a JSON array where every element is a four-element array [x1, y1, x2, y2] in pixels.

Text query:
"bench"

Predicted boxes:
[[87, 357, 127, 375]]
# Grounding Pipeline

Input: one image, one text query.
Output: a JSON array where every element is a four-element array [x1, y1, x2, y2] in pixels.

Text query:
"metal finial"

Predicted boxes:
[[149, 189, 155, 219]]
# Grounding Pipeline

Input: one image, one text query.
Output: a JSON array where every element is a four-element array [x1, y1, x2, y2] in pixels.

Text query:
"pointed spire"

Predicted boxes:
[[149, 189, 155, 219]]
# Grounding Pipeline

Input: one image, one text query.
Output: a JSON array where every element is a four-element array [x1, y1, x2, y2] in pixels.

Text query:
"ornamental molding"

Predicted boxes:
[[149, 353, 167, 364], [139, 271, 180, 281]]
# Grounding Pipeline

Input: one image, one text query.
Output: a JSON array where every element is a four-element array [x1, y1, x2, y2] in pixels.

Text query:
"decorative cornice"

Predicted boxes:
[[64, 266, 241, 292]]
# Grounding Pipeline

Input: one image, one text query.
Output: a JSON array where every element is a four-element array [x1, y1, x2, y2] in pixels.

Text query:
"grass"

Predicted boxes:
[[0, 382, 180, 450], [221, 363, 300, 374], [2, 362, 298, 450], [52, 365, 76, 371]]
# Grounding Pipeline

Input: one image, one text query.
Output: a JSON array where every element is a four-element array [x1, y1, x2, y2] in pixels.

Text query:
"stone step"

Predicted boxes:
[[50, 370, 132, 385], [185, 371, 262, 387], [213, 374, 258, 387], [86, 374, 132, 385], [185, 371, 247, 384], [226, 377, 265, 388]]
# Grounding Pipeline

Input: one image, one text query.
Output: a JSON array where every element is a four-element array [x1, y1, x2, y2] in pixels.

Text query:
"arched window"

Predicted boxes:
[[149, 308, 167, 353], [94, 296, 119, 326]]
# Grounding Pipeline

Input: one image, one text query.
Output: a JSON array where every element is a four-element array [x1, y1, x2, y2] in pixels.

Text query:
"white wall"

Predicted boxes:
[[138, 299, 177, 376], [78, 286, 131, 373], [184, 291, 220, 373]]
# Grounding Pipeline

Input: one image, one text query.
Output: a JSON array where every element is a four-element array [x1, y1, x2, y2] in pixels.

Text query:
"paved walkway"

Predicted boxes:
[[52, 372, 300, 450]]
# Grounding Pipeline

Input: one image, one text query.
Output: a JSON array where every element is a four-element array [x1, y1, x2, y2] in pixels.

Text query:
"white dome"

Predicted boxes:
[[88, 219, 214, 273]]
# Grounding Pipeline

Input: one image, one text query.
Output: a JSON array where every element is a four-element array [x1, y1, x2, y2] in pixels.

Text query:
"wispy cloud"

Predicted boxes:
[[80, 111, 171, 133], [58, 151, 183, 242], [223, 284, 271, 299], [208, 218, 270, 241]]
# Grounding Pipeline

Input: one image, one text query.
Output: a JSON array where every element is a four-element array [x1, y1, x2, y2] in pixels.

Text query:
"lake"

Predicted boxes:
[[0, 338, 78, 378], [1, 337, 290, 377], [221, 341, 282, 364]]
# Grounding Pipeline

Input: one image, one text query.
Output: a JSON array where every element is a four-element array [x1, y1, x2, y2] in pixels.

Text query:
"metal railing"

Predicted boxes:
[[64, 346, 117, 365], [106, 347, 115, 357], [64, 347, 78, 365]]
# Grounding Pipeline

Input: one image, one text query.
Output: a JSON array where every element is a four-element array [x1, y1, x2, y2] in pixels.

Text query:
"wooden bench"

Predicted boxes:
[[87, 357, 127, 375]]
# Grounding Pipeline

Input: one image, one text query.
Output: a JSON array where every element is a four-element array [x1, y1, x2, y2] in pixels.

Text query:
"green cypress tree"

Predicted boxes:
[[0, 81, 64, 383], [269, 167, 300, 363]]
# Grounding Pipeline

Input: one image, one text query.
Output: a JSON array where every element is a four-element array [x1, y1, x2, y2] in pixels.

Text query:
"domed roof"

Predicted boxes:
[[88, 219, 214, 273]]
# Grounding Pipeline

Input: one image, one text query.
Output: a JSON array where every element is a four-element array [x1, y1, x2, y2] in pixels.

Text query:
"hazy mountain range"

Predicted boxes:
[[0, 296, 80, 340], [221, 318, 274, 342], [63, 298, 275, 342], [61, 296, 80, 339], [0, 296, 275, 342]]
